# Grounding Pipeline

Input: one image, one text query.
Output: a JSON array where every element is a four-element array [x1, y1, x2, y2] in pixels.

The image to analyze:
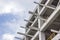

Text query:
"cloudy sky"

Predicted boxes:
[[0, 0, 38, 40]]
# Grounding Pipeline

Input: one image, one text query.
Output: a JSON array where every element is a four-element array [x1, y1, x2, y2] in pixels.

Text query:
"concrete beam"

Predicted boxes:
[[20, 26, 28, 30], [38, 0, 52, 16], [51, 29, 59, 33], [20, 26, 38, 30], [30, 0, 59, 40], [38, 14, 45, 40], [37, 16, 46, 21], [40, 5, 60, 32], [29, 11, 46, 21], [31, 31, 39, 40], [17, 32, 33, 37], [34, 2, 55, 10], [24, 19, 33, 23], [31, 0, 51, 40], [15, 37, 23, 40], [29, 11, 38, 16], [26, 18, 37, 34], [29, 26, 38, 30]]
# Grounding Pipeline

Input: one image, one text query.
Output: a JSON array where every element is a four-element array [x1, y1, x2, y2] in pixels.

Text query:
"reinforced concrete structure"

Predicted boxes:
[[17, 0, 60, 40]]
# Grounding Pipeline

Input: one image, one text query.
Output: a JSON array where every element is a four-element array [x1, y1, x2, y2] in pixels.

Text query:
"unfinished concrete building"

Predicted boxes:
[[17, 0, 60, 40]]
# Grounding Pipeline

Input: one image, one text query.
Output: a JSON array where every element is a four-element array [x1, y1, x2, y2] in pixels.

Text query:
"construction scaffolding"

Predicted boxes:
[[17, 0, 60, 40]]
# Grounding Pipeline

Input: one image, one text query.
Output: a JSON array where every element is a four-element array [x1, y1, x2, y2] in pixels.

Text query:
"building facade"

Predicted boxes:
[[22, 0, 60, 40]]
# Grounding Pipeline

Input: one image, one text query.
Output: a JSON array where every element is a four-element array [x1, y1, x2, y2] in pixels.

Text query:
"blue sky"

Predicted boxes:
[[0, 0, 38, 40]]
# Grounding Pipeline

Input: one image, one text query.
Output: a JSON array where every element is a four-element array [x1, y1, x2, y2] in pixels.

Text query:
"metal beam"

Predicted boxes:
[[17, 32, 33, 37], [34, 2, 55, 9]]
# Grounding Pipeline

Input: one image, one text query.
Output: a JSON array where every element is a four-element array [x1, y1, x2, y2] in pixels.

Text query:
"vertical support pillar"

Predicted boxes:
[[39, 32, 45, 40], [38, 5, 45, 40], [25, 36, 30, 40], [25, 30, 27, 40], [25, 31, 29, 40], [25, 36, 27, 40]]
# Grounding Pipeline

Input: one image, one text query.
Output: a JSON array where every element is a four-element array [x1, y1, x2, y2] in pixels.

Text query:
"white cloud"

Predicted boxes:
[[0, 0, 25, 15], [2, 33, 15, 40], [0, 0, 39, 40]]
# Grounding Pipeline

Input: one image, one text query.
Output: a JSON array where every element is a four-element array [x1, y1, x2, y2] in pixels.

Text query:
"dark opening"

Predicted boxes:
[[52, 0, 59, 6], [41, 0, 47, 4], [35, 9, 38, 13]]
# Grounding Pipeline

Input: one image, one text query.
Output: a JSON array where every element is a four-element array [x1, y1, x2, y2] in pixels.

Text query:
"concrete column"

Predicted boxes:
[[25, 36, 29, 40], [39, 32, 45, 40], [25, 36, 27, 40], [38, 5, 45, 40], [38, 18, 45, 40]]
